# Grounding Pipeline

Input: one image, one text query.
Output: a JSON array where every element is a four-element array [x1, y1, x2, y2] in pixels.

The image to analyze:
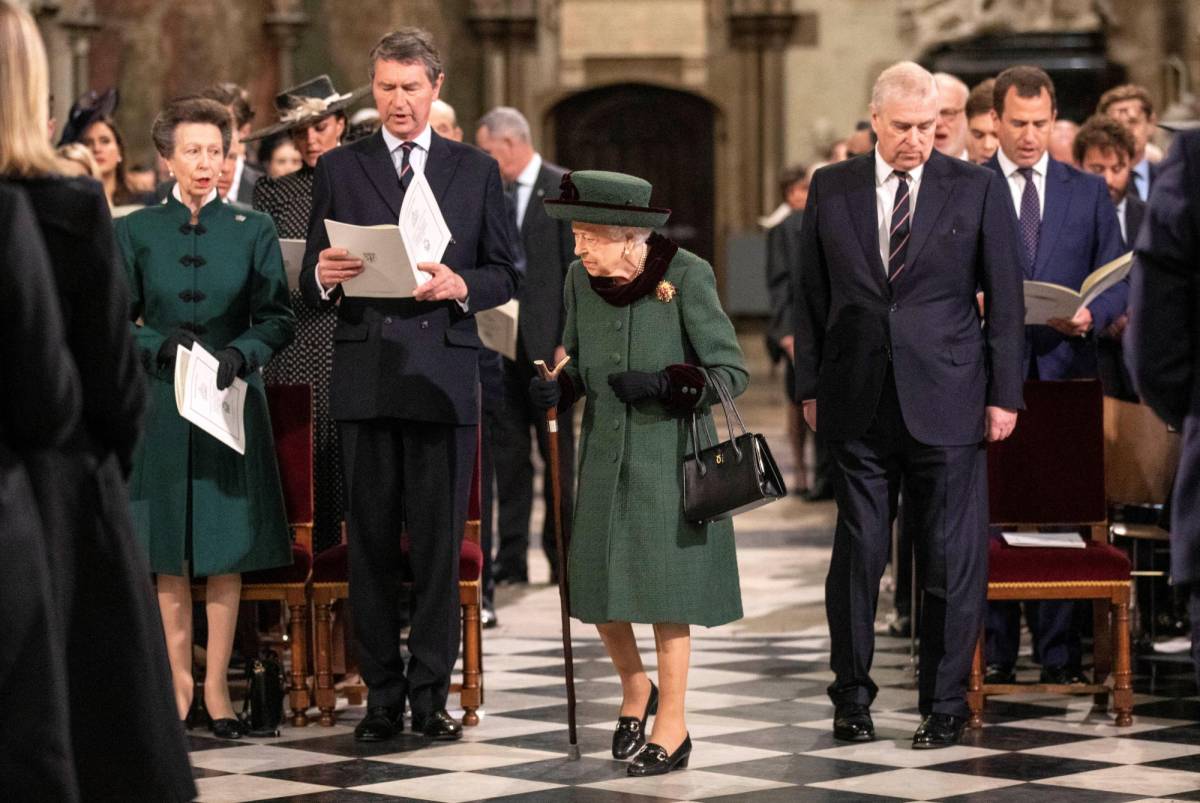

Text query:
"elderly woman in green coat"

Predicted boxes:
[[117, 97, 295, 738], [530, 171, 749, 777]]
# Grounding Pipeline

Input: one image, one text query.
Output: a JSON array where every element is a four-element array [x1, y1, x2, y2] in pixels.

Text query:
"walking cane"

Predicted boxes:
[[535, 356, 579, 756]]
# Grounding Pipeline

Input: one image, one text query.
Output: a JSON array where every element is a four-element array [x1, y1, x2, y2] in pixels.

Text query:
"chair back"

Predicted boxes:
[[1104, 397, 1181, 507], [988, 380, 1106, 527], [266, 384, 314, 533]]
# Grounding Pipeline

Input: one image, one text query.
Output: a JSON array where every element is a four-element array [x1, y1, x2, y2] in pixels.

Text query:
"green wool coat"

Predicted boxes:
[[563, 245, 749, 626], [116, 194, 296, 577]]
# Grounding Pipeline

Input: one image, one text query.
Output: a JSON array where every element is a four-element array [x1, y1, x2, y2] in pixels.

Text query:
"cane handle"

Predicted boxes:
[[534, 355, 570, 382]]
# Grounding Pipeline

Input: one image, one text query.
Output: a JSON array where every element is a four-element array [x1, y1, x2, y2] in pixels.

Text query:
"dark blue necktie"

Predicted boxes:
[[888, 171, 910, 282], [1018, 166, 1040, 275], [398, 141, 415, 190]]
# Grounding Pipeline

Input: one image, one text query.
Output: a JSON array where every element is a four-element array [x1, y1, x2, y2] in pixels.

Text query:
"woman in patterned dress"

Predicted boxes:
[[247, 75, 368, 552]]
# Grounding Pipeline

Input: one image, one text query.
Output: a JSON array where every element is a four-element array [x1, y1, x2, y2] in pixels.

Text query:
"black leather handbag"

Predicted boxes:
[[241, 649, 286, 737], [682, 371, 786, 524]]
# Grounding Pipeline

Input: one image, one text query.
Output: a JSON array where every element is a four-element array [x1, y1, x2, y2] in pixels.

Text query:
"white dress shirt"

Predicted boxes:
[[381, 123, 432, 178], [227, 153, 246, 204], [173, 182, 218, 208], [513, 152, 542, 229], [874, 146, 925, 274], [996, 147, 1048, 219], [1132, 158, 1151, 200]]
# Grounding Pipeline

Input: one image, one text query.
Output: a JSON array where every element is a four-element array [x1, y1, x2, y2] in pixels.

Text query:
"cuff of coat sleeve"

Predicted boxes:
[[663, 364, 708, 413], [557, 372, 578, 414]]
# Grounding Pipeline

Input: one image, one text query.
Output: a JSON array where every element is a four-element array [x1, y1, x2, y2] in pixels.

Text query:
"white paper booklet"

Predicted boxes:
[[476, 299, 520, 360], [1023, 251, 1133, 325], [174, 342, 248, 455], [1001, 531, 1086, 548], [326, 171, 452, 298], [279, 238, 306, 291]]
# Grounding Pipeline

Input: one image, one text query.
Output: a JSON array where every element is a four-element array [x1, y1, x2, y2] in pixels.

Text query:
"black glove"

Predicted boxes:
[[529, 376, 561, 411], [215, 347, 246, 391], [156, 328, 196, 370], [608, 370, 670, 404]]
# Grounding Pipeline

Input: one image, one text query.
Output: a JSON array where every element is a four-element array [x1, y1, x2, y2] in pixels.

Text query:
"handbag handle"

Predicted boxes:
[[686, 369, 746, 475]]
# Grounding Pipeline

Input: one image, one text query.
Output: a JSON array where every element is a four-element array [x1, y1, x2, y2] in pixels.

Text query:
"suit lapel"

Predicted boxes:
[[355, 131, 402, 219], [848, 154, 887, 291], [1034, 158, 1072, 276], [424, 131, 460, 207], [902, 152, 953, 275]]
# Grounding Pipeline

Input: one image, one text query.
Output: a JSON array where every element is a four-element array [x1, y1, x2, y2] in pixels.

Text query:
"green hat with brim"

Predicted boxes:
[[544, 170, 671, 228]]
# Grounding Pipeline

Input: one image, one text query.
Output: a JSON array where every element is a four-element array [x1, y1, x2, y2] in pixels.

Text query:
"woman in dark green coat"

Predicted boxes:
[[531, 171, 749, 777], [117, 98, 295, 738]]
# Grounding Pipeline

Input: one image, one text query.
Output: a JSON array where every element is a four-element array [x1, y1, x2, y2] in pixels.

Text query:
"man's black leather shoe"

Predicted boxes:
[[833, 703, 874, 742], [1040, 665, 1088, 684], [481, 602, 499, 629], [984, 664, 1016, 684], [354, 706, 403, 742], [414, 709, 463, 741], [912, 713, 966, 749]]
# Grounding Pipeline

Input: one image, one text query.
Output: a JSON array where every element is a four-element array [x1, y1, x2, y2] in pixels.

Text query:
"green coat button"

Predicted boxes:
[[615, 320, 623, 329], [612, 353, 622, 364]]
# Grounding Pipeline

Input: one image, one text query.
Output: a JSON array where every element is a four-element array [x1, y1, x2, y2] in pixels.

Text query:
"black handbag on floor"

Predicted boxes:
[[241, 649, 286, 737], [682, 371, 786, 524]]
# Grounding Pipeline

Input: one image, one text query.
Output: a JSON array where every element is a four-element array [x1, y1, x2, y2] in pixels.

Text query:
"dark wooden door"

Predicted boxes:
[[551, 84, 715, 262]]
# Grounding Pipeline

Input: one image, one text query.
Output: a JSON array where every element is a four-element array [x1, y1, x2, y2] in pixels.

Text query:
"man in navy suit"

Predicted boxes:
[[983, 66, 1126, 686], [795, 61, 1025, 749], [300, 28, 519, 742], [1127, 130, 1200, 693]]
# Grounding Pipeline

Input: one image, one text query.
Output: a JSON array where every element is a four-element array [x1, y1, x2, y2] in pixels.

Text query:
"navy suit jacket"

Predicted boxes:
[[299, 129, 519, 425], [516, 161, 574, 363], [1127, 130, 1200, 583], [985, 155, 1126, 380], [794, 150, 1025, 446]]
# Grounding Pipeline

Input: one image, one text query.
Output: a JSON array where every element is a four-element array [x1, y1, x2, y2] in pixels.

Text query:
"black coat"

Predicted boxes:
[[300, 130, 520, 424], [765, 210, 803, 345], [516, 160, 574, 362], [15, 175, 195, 802], [1127, 130, 1200, 584], [794, 150, 1026, 445]]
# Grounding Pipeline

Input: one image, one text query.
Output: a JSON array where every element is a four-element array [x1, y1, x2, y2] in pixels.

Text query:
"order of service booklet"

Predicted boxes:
[[325, 171, 452, 298], [1023, 251, 1133, 326], [279, 238, 306, 291], [1001, 531, 1086, 549], [476, 299, 520, 360], [174, 342, 248, 455]]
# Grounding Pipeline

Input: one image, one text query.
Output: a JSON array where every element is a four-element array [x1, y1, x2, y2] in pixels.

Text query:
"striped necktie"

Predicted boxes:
[[888, 171, 911, 282], [398, 141, 415, 190]]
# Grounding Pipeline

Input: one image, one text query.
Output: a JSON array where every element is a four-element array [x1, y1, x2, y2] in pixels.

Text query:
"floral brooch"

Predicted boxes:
[[656, 280, 677, 303]]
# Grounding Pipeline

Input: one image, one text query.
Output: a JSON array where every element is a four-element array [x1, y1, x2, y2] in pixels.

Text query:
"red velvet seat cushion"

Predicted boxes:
[[243, 542, 312, 584], [988, 539, 1131, 584], [311, 536, 483, 584]]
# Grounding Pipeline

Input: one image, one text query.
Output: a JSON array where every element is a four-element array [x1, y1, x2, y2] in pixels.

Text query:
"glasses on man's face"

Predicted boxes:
[[939, 107, 965, 121]]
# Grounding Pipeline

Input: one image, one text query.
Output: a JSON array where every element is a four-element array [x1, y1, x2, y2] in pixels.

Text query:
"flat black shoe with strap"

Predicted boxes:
[[210, 717, 246, 739], [612, 681, 658, 759], [627, 734, 691, 777]]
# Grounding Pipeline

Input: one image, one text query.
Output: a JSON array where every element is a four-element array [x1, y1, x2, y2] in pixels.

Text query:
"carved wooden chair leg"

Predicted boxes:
[[314, 594, 337, 726], [459, 582, 483, 726], [1113, 591, 1134, 726], [287, 593, 310, 726], [1092, 597, 1113, 710], [968, 630, 985, 729]]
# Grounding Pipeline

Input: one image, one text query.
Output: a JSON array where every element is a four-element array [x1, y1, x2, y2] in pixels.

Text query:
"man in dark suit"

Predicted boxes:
[[983, 67, 1126, 685], [474, 106, 575, 585], [1126, 130, 1200, 692], [300, 28, 519, 743], [795, 61, 1025, 749]]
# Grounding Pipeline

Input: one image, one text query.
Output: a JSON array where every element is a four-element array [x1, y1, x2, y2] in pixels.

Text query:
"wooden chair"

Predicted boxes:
[[191, 383, 315, 726], [310, 428, 485, 727], [967, 380, 1133, 728]]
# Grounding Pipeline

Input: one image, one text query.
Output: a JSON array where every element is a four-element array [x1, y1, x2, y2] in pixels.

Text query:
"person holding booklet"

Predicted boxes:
[[983, 66, 1125, 687], [117, 96, 295, 739]]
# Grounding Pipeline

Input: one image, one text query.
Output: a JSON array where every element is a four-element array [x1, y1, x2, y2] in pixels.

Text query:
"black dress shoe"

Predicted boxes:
[[833, 703, 875, 742], [354, 705, 403, 742], [912, 713, 966, 749], [985, 664, 1016, 684], [413, 709, 463, 741], [612, 681, 658, 759], [1040, 665, 1088, 684], [210, 717, 246, 739], [627, 734, 691, 777], [481, 603, 499, 629]]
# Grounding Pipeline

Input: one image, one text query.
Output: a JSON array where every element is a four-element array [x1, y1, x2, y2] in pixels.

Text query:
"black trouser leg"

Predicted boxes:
[[493, 360, 536, 579], [986, 601, 1023, 669]]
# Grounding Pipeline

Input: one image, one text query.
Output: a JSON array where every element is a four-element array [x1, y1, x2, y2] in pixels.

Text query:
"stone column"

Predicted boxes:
[[728, 0, 797, 217], [468, 0, 538, 110], [265, 0, 308, 90], [60, 2, 101, 103]]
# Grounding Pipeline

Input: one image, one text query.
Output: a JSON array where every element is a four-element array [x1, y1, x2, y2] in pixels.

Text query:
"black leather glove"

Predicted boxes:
[[156, 328, 196, 370], [528, 376, 561, 411], [608, 370, 670, 404], [215, 347, 246, 391]]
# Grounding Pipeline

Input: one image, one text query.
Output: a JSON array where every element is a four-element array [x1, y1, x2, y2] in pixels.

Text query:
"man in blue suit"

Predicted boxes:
[[795, 61, 1025, 749], [983, 66, 1126, 685], [1127, 130, 1200, 693], [300, 28, 519, 742]]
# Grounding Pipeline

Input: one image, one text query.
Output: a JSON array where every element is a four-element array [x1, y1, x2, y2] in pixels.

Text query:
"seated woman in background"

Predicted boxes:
[[258, 132, 303, 179], [117, 96, 296, 739]]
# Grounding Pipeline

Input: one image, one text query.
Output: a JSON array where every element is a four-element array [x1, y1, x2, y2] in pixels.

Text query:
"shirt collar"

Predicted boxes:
[[873, 145, 925, 186], [515, 152, 542, 188], [997, 147, 1048, 178], [1133, 158, 1151, 182], [1116, 197, 1127, 216], [172, 182, 219, 208], [381, 122, 433, 156]]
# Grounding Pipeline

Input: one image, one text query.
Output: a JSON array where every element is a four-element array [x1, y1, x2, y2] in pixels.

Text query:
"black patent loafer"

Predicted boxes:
[[628, 734, 691, 777], [912, 713, 967, 749], [613, 681, 658, 759], [414, 709, 463, 741], [354, 705, 403, 742], [833, 703, 875, 742], [210, 717, 246, 739]]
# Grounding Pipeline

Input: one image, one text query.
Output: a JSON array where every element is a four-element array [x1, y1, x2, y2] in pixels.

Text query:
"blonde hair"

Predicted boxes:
[[0, 1, 60, 177], [56, 142, 100, 178]]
